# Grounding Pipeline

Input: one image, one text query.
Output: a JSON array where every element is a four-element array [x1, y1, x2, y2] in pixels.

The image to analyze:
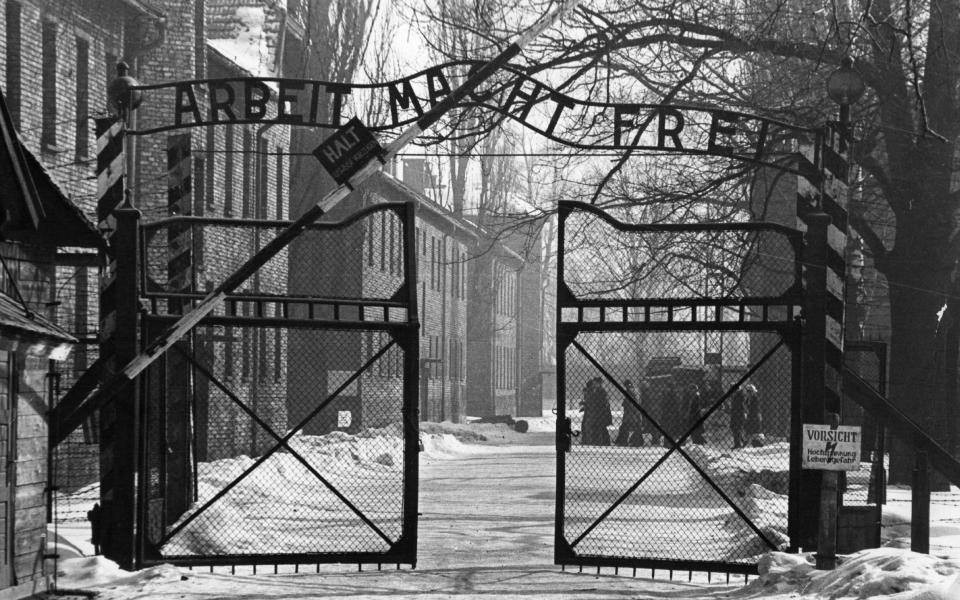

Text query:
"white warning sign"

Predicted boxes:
[[802, 424, 861, 471]]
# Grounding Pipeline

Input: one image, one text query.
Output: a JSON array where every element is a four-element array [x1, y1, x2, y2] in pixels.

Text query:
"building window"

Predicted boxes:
[[367, 217, 375, 267], [242, 129, 253, 218], [224, 325, 234, 379], [273, 315, 283, 382], [377, 331, 386, 376], [194, 155, 205, 216], [439, 237, 445, 292], [205, 127, 216, 211], [241, 302, 251, 380], [5, 2, 21, 127], [379, 213, 386, 271], [257, 137, 268, 219], [75, 36, 89, 160], [388, 215, 396, 275], [397, 219, 404, 274], [104, 50, 117, 93], [275, 147, 284, 219], [41, 19, 58, 151], [258, 326, 269, 383], [224, 127, 234, 215], [430, 238, 436, 290], [449, 338, 463, 382], [452, 253, 459, 300], [461, 251, 467, 298]]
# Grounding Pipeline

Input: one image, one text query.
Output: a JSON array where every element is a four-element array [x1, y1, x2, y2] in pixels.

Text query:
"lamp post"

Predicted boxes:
[[826, 56, 865, 151], [812, 55, 866, 572]]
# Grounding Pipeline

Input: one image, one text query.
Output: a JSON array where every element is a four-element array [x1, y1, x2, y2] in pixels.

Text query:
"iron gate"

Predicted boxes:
[[555, 201, 804, 574], [134, 202, 419, 567]]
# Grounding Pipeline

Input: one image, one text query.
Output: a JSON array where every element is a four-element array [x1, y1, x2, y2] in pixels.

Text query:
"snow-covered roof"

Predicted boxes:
[[206, 0, 286, 78]]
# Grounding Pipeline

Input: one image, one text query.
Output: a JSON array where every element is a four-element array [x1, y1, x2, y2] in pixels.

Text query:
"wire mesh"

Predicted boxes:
[[561, 209, 799, 302], [143, 322, 409, 558], [140, 208, 406, 303], [562, 329, 793, 565], [51, 259, 101, 533], [841, 346, 885, 509]]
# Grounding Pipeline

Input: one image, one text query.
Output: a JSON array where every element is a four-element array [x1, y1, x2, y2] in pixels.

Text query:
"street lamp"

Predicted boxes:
[[107, 61, 144, 120], [826, 56, 865, 150]]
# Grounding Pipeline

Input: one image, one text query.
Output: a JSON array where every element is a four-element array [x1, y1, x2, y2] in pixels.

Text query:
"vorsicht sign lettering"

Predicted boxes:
[[130, 61, 816, 169], [802, 423, 861, 471]]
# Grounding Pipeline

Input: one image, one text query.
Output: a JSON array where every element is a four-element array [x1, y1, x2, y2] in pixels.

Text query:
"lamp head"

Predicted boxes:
[[827, 56, 865, 106]]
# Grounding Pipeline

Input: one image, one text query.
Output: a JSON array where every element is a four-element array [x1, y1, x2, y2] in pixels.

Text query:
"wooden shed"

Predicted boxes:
[[0, 86, 101, 599]]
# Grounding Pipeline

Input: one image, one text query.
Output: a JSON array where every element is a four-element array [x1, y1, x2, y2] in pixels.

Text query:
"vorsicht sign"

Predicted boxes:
[[801, 424, 861, 471], [125, 61, 816, 169]]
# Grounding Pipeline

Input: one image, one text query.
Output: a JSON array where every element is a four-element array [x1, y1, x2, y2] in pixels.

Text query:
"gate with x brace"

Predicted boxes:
[[554, 200, 811, 575]]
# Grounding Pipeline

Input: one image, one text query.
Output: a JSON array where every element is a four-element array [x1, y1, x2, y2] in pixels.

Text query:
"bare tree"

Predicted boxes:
[[513, 0, 959, 482]]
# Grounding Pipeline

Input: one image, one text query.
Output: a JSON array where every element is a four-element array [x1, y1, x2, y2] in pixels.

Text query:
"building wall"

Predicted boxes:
[[0, 239, 60, 593], [416, 214, 469, 423], [360, 180, 471, 424], [0, 0, 126, 220], [131, 3, 291, 461], [466, 247, 523, 418], [0, 4, 124, 590]]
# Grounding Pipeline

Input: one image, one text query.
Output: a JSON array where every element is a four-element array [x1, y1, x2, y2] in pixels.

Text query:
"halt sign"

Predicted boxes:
[[802, 424, 861, 471], [313, 117, 383, 185]]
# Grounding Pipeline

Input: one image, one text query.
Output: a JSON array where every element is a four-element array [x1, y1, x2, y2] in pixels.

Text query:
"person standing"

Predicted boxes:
[[729, 384, 747, 449], [592, 377, 612, 446], [685, 384, 706, 445], [581, 377, 611, 446], [615, 380, 644, 446], [744, 383, 764, 446], [580, 378, 597, 444]]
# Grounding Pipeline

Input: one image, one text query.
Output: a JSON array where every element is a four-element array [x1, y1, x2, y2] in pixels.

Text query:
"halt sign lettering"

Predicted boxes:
[[802, 424, 861, 471], [313, 117, 383, 185]]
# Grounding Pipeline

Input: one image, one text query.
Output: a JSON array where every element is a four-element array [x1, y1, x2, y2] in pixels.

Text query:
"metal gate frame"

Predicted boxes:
[[554, 200, 806, 574], [116, 202, 419, 568]]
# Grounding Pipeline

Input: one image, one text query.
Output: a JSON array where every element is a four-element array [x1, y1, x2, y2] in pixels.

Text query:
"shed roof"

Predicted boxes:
[[0, 88, 101, 248], [0, 292, 75, 360]]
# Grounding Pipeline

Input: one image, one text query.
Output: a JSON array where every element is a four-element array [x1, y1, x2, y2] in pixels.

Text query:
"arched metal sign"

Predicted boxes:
[[129, 61, 816, 170]]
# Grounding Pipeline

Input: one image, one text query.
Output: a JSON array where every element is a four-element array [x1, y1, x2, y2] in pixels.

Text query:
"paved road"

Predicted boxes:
[[91, 434, 744, 599]]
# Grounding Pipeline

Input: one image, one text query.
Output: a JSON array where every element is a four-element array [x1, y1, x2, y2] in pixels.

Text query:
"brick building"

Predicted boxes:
[[126, 0, 293, 465], [360, 172, 542, 422], [362, 173, 473, 423], [0, 7, 105, 595]]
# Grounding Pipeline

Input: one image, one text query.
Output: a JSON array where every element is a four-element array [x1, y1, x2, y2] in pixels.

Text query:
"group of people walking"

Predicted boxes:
[[578, 375, 764, 448]]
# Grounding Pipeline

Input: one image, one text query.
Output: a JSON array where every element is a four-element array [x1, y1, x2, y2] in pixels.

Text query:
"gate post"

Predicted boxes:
[[98, 202, 141, 569], [793, 212, 831, 553]]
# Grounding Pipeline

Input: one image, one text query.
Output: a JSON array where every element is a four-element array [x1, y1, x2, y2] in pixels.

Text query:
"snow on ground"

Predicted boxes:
[[730, 548, 960, 599], [50, 416, 960, 599]]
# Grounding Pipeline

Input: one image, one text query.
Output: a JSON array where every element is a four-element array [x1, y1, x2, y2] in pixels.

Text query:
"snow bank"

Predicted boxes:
[[421, 433, 473, 458], [722, 484, 790, 560], [740, 548, 960, 599], [163, 424, 527, 555], [163, 427, 411, 555], [687, 442, 791, 495], [55, 556, 186, 590], [678, 443, 792, 560]]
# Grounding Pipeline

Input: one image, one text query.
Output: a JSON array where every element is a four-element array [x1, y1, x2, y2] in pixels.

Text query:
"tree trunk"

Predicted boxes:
[[885, 224, 951, 484]]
